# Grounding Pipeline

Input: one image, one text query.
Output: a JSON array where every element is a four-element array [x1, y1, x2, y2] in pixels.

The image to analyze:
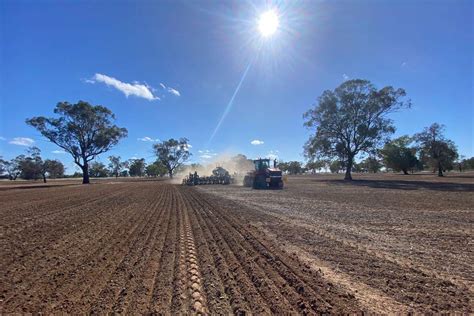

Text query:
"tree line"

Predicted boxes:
[[0, 147, 65, 182], [303, 79, 468, 179]]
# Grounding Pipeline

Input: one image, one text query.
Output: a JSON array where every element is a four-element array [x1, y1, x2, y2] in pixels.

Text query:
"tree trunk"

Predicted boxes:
[[169, 171, 173, 179], [344, 157, 353, 181], [438, 162, 443, 177], [43, 174, 47, 183], [82, 163, 90, 184], [402, 168, 409, 175]]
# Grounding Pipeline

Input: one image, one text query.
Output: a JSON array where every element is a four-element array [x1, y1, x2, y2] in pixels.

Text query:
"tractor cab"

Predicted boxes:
[[254, 158, 271, 171]]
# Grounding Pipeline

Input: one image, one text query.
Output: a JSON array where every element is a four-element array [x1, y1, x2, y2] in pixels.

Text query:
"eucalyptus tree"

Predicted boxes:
[[304, 79, 410, 180], [27, 101, 127, 184]]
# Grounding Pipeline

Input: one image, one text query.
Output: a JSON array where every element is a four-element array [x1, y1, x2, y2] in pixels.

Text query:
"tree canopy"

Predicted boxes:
[[145, 161, 168, 177], [108, 155, 127, 178], [129, 158, 146, 177], [2, 147, 65, 182], [26, 101, 127, 184], [304, 79, 411, 180], [414, 123, 458, 176], [153, 138, 191, 178], [305, 160, 327, 173], [380, 136, 419, 174], [89, 161, 109, 178]]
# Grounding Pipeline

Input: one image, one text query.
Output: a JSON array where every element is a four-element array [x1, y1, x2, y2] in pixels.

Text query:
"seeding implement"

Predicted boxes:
[[182, 166, 234, 185]]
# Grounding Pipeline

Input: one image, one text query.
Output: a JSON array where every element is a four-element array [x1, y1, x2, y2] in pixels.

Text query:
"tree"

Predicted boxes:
[[0, 156, 5, 175], [358, 156, 382, 173], [13, 147, 64, 183], [462, 157, 474, 170], [329, 160, 342, 173], [277, 161, 289, 173], [44, 160, 65, 178], [89, 161, 109, 178], [26, 101, 128, 184], [287, 161, 303, 175], [4, 157, 22, 180], [380, 136, 418, 175], [120, 170, 129, 177], [108, 155, 127, 178], [414, 123, 458, 177], [129, 158, 146, 177], [303, 79, 411, 180], [146, 161, 168, 177], [18, 147, 43, 181], [306, 160, 327, 173], [153, 138, 191, 178]]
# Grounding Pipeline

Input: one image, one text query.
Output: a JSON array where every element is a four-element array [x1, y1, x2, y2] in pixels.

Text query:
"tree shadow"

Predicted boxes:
[[320, 179, 474, 192], [0, 183, 81, 191]]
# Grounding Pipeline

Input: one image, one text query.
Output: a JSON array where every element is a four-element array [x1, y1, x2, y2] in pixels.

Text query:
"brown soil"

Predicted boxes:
[[198, 173, 474, 313], [0, 180, 361, 314]]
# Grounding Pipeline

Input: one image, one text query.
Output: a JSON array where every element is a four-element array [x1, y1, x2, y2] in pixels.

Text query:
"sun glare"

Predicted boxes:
[[258, 10, 279, 37]]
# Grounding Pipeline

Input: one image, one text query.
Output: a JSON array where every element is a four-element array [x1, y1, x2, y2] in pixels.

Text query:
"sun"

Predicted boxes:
[[258, 10, 279, 37]]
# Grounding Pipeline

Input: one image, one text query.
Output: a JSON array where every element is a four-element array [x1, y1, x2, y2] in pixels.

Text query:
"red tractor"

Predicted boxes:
[[243, 158, 284, 189]]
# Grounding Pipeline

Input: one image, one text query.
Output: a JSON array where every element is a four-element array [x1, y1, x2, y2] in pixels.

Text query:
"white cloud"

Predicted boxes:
[[82, 78, 95, 84], [52, 150, 66, 154], [401, 61, 407, 67], [198, 149, 218, 160], [251, 139, 264, 145], [9, 137, 35, 146], [342, 74, 349, 81], [0, 136, 5, 141], [159, 82, 181, 97], [88, 73, 159, 101], [167, 87, 181, 96], [137, 137, 160, 142]]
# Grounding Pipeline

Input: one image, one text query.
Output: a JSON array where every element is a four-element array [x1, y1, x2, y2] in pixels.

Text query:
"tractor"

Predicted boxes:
[[243, 158, 283, 189]]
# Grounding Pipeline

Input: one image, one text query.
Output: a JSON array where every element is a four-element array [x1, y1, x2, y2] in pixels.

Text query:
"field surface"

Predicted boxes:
[[1, 173, 473, 313]]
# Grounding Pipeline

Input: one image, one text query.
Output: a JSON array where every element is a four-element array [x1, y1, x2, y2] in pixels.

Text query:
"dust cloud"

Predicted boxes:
[[175, 153, 254, 185]]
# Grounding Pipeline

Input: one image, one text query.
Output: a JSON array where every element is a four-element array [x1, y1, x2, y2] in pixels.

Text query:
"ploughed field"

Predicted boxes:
[[0, 180, 358, 314], [1, 173, 473, 313]]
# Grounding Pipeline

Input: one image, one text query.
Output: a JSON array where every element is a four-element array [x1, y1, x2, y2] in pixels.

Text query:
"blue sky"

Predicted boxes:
[[1, 0, 472, 173]]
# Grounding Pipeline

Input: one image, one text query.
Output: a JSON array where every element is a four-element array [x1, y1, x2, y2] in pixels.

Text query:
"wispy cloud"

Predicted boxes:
[[251, 139, 264, 145], [0, 136, 5, 141], [9, 137, 35, 146], [401, 61, 407, 67], [159, 82, 181, 97], [342, 73, 349, 81], [52, 150, 66, 154], [167, 87, 181, 96], [87, 73, 159, 101], [137, 137, 160, 142], [198, 149, 217, 160]]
